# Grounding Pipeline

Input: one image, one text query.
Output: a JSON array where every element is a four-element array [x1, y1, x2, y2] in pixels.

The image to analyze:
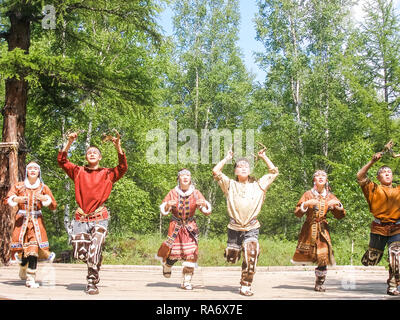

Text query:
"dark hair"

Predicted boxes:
[[234, 157, 250, 169], [233, 158, 255, 182]]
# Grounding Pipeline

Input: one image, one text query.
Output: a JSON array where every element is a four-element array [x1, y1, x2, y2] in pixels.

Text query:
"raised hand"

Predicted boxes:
[[257, 148, 267, 159], [226, 149, 234, 161], [372, 152, 383, 163], [67, 132, 78, 143]]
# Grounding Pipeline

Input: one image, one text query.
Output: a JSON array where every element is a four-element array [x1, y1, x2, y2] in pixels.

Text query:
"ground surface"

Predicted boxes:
[[0, 263, 396, 301]]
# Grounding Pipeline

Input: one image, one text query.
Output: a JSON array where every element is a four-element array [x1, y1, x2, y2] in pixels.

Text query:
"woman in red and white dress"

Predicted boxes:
[[156, 169, 211, 290], [5, 162, 57, 288]]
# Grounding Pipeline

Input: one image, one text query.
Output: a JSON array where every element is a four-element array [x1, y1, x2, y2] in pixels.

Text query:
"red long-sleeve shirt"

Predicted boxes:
[[57, 151, 128, 215]]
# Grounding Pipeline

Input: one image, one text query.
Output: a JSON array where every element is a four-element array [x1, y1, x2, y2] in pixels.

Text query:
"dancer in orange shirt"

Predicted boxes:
[[357, 152, 400, 295]]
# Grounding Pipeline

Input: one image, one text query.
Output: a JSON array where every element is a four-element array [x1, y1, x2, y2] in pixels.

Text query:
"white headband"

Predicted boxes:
[[26, 163, 40, 170], [178, 169, 191, 176], [24, 162, 43, 188]]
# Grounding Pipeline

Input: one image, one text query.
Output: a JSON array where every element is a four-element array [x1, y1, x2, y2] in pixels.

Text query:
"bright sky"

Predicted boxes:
[[157, 0, 266, 82], [157, 0, 400, 84]]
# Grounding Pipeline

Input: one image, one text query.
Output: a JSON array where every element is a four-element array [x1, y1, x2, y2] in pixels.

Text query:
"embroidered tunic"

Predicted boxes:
[[157, 186, 211, 262], [57, 151, 127, 221], [358, 177, 400, 236], [5, 181, 57, 259], [292, 189, 345, 266]]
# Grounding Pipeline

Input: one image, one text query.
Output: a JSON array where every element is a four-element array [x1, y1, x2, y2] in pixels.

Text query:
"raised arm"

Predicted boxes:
[[109, 131, 128, 182], [258, 149, 279, 191], [357, 152, 382, 182], [258, 149, 278, 174], [110, 130, 123, 155], [61, 132, 78, 153], [58, 132, 79, 179], [212, 149, 233, 177]]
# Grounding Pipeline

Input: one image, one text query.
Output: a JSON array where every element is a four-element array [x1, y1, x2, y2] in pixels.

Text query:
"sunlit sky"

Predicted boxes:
[[157, 0, 400, 83]]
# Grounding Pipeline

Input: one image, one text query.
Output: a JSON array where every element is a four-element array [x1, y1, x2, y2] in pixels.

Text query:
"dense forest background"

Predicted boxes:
[[1, 0, 400, 264]]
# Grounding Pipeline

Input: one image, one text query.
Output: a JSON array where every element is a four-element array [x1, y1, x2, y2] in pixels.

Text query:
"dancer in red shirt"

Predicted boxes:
[[57, 131, 127, 295]]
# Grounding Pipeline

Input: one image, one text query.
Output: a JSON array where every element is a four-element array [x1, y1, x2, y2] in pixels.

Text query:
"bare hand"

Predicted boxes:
[[14, 196, 27, 204], [327, 200, 339, 207], [225, 149, 234, 161], [257, 149, 267, 159], [111, 134, 121, 149], [196, 199, 206, 207], [372, 152, 382, 163], [36, 194, 47, 202], [305, 199, 319, 207], [67, 132, 78, 143], [327, 199, 342, 210], [167, 200, 177, 208]]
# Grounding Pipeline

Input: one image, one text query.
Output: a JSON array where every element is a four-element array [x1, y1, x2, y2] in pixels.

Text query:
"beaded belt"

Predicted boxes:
[[373, 218, 400, 226], [18, 210, 42, 217], [171, 215, 195, 225], [75, 206, 108, 222]]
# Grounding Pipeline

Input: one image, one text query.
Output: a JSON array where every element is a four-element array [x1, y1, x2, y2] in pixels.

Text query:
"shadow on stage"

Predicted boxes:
[[146, 281, 238, 293]]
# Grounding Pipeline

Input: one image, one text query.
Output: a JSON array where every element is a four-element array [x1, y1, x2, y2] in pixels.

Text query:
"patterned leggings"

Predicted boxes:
[[71, 219, 108, 283]]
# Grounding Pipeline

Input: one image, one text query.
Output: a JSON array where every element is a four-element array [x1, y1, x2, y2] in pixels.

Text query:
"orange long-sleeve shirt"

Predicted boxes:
[[358, 178, 400, 224]]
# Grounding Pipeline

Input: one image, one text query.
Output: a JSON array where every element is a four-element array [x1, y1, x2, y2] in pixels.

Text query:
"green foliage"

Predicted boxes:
[[108, 178, 156, 234], [97, 233, 381, 267]]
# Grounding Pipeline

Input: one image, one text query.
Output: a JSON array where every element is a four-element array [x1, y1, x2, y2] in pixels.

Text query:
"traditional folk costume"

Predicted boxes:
[[213, 167, 279, 296], [5, 163, 57, 288], [57, 150, 127, 295], [291, 187, 345, 291], [156, 170, 212, 290], [358, 176, 400, 295]]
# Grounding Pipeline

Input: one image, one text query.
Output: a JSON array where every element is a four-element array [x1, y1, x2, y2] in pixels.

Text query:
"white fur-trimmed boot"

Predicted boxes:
[[181, 273, 193, 290], [26, 268, 40, 288], [181, 261, 196, 290], [19, 263, 28, 280], [239, 285, 254, 296]]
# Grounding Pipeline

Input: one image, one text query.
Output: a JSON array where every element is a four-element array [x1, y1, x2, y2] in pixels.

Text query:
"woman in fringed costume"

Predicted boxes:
[[212, 148, 278, 296], [156, 169, 212, 290], [291, 170, 345, 292], [357, 152, 400, 295], [57, 131, 127, 295], [5, 162, 57, 288]]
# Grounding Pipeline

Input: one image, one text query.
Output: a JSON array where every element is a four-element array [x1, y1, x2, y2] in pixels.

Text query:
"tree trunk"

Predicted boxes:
[[0, 12, 30, 264], [288, 12, 307, 186], [203, 188, 214, 238], [194, 67, 199, 130]]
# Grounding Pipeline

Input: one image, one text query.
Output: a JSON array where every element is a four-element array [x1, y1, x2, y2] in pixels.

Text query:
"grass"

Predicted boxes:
[[52, 232, 383, 267], [47, 231, 389, 267]]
